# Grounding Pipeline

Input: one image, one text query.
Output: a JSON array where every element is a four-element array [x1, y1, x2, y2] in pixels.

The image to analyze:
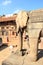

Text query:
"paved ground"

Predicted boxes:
[[0, 45, 18, 65], [0, 38, 43, 65], [2, 49, 43, 65], [0, 47, 10, 65]]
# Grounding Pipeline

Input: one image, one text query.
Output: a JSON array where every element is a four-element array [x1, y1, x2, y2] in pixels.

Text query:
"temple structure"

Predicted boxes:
[[0, 14, 17, 46]]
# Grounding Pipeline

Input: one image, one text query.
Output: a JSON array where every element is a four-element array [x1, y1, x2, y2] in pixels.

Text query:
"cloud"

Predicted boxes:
[[14, 9, 20, 13], [2, 0, 12, 6]]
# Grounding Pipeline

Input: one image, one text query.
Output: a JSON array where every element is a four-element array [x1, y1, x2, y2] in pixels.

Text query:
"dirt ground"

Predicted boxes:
[[0, 37, 43, 65]]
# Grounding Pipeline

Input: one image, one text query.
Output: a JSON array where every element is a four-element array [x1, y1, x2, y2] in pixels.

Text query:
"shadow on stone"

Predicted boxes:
[[38, 49, 43, 60], [0, 44, 8, 51], [20, 49, 27, 56]]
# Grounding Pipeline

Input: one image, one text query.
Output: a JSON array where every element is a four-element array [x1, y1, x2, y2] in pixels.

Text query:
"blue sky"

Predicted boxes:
[[0, 0, 43, 15]]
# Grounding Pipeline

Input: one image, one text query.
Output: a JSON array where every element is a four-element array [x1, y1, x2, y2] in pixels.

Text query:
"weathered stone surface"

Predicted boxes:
[[29, 38, 38, 61], [2, 53, 24, 65], [29, 9, 43, 22]]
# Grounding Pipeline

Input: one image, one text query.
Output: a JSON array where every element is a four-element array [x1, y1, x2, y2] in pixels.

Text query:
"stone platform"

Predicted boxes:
[[2, 49, 43, 65]]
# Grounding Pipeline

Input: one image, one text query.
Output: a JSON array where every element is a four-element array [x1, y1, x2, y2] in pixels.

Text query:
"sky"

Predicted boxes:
[[0, 0, 43, 15]]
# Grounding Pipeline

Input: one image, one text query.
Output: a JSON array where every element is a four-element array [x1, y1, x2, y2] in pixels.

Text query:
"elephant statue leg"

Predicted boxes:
[[29, 37, 38, 61], [27, 20, 42, 61], [29, 28, 43, 61], [27, 26, 40, 61]]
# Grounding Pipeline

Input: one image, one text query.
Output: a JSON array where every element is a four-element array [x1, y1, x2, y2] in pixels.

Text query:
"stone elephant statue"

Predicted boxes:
[[16, 11, 29, 55], [16, 10, 41, 61]]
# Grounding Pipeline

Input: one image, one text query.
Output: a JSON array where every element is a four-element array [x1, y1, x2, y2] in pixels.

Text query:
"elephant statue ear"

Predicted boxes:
[[16, 10, 28, 32]]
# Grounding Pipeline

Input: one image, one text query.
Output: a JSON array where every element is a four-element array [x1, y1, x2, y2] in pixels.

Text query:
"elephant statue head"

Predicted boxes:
[[16, 10, 29, 33]]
